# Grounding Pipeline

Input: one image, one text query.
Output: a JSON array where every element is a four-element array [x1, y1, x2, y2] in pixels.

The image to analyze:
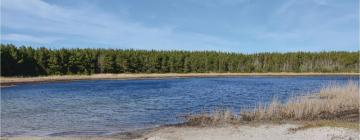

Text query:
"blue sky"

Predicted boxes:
[[1, 0, 358, 53]]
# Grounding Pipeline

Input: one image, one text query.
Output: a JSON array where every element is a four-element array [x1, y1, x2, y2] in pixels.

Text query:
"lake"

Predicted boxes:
[[1, 76, 358, 136]]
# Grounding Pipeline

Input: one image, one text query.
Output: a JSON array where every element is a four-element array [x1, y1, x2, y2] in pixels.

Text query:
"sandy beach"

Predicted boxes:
[[138, 124, 359, 140], [1, 124, 359, 140], [1, 73, 359, 87]]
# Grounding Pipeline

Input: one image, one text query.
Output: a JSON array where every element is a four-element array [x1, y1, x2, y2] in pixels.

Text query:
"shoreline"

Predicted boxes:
[[2, 120, 359, 138], [1, 73, 359, 87]]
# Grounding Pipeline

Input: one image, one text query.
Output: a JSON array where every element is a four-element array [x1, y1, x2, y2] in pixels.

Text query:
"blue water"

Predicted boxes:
[[1, 76, 358, 136]]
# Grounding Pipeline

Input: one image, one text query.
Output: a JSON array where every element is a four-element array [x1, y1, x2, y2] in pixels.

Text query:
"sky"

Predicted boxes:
[[1, 0, 358, 53]]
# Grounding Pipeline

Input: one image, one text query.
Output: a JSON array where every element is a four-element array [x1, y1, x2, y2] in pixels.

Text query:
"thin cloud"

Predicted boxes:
[[1, 34, 61, 44], [1, 0, 357, 52], [1, 0, 241, 51]]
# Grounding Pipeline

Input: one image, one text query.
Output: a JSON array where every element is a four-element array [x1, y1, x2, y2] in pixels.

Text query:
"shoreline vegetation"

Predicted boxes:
[[185, 82, 359, 126], [1, 72, 359, 87]]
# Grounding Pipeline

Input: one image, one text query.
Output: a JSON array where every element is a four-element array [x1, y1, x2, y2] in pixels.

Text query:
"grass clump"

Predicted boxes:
[[184, 109, 240, 126]]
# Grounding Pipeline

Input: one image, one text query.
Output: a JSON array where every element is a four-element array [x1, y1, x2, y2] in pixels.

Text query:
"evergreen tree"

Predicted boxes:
[[0, 44, 358, 76]]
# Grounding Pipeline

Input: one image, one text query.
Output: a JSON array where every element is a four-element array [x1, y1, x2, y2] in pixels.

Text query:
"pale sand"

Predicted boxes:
[[1, 73, 359, 86], [139, 124, 359, 140], [2, 124, 359, 140]]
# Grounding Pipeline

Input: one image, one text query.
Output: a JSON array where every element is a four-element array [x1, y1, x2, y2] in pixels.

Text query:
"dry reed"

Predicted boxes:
[[186, 82, 359, 125]]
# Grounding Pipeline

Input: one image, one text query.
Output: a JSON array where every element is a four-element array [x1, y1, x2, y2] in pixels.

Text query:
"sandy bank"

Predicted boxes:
[[2, 124, 358, 140], [138, 124, 359, 140], [1, 73, 358, 87]]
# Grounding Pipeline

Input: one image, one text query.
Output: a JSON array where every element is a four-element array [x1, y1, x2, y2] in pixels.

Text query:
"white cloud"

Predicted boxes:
[[1, 34, 61, 44], [257, 0, 358, 51], [1, 0, 357, 52], [1, 0, 241, 51]]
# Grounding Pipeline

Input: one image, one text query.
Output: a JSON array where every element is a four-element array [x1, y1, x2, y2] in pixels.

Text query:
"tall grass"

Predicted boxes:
[[185, 82, 359, 126]]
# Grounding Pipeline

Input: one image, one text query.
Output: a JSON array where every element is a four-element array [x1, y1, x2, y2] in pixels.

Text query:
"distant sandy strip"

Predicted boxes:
[[1, 73, 359, 87], [1, 124, 359, 140]]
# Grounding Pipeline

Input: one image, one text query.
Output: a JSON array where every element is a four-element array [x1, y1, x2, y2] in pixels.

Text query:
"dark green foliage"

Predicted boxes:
[[0, 44, 359, 76]]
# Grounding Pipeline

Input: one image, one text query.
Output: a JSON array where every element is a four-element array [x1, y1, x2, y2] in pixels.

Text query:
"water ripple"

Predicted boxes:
[[1, 76, 358, 136]]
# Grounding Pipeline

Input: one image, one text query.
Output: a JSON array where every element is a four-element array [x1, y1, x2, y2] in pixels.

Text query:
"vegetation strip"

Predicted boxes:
[[1, 44, 359, 76]]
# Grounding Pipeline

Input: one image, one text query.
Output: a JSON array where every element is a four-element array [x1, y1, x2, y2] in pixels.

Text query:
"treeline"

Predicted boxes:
[[1, 44, 359, 76]]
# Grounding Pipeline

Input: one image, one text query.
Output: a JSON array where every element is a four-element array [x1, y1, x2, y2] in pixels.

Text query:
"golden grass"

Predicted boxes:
[[241, 82, 359, 121], [186, 82, 360, 127], [1, 73, 358, 86]]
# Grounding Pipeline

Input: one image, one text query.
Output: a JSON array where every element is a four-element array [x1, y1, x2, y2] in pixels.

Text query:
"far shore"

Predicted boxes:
[[1, 73, 359, 87]]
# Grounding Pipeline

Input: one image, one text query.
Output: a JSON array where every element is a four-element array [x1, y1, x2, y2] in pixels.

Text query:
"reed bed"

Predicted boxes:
[[185, 82, 359, 126]]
